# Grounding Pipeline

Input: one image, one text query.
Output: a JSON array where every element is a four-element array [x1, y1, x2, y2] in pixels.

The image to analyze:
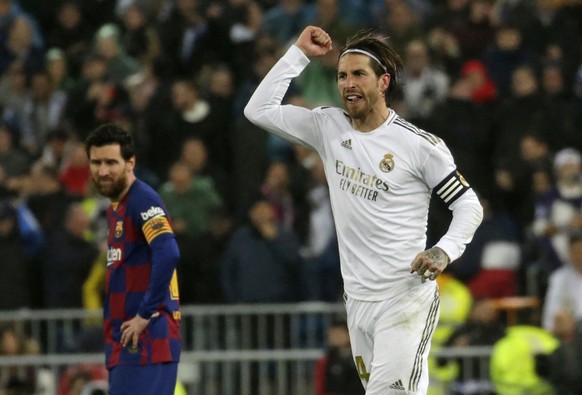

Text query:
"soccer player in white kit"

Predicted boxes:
[[244, 26, 484, 394]]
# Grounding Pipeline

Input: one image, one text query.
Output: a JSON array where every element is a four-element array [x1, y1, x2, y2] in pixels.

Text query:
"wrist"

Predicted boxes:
[[432, 246, 451, 264], [137, 308, 153, 320]]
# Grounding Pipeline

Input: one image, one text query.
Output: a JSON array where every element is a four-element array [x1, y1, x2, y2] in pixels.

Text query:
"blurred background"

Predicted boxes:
[[1, 0, 582, 394]]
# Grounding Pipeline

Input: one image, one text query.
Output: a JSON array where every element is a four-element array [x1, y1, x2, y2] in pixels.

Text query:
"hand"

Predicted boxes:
[[410, 247, 450, 281], [295, 26, 332, 57], [120, 314, 150, 350]]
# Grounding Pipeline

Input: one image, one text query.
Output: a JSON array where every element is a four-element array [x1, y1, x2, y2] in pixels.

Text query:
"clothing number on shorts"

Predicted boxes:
[[355, 356, 370, 382]]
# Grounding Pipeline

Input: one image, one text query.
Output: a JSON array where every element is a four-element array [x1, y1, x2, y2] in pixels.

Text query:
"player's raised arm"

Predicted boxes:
[[244, 26, 333, 152]]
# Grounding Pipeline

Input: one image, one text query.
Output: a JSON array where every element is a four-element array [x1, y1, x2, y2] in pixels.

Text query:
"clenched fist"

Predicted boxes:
[[295, 26, 333, 57]]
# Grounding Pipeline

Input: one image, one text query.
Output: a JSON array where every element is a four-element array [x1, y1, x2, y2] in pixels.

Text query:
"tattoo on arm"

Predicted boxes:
[[424, 247, 450, 269]]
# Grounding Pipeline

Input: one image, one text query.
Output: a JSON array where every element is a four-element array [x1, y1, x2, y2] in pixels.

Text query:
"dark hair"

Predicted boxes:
[[84, 123, 135, 160], [340, 29, 403, 105]]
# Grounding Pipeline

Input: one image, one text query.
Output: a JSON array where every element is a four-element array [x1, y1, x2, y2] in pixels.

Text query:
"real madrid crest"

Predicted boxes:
[[379, 153, 395, 173], [115, 220, 123, 238]]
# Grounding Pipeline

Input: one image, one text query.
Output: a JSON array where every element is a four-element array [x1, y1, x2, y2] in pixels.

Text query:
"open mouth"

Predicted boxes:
[[345, 94, 363, 103]]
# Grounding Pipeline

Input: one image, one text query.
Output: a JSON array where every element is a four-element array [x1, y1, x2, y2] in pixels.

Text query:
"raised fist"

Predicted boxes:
[[295, 26, 332, 57]]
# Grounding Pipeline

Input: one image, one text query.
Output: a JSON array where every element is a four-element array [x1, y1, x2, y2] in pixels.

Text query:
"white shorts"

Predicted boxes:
[[345, 283, 440, 395]]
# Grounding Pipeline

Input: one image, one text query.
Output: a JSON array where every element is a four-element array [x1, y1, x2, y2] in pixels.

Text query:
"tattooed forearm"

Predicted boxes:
[[424, 247, 450, 269]]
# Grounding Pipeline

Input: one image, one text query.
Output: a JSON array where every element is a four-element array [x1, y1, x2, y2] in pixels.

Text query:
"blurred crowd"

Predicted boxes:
[[1, 0, 582, 392]]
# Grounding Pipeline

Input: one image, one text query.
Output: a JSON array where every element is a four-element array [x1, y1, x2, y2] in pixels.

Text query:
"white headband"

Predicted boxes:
[[340, 49, 387, 73]]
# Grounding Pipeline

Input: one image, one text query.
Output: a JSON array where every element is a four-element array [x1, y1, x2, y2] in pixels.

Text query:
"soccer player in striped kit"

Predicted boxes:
[[86, 124, 181, 395], [245, 26, 483, 394]]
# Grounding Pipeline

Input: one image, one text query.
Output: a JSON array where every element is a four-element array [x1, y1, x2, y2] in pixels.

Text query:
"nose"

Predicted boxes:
[[98, 164, 110, 177], [343, 75, 355, 89]]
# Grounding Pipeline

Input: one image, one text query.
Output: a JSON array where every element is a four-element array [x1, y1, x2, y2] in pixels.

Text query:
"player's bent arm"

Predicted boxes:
[[244, 45, 322, 150], [434, 188, 484, 263], [137, 235, 180, 319]]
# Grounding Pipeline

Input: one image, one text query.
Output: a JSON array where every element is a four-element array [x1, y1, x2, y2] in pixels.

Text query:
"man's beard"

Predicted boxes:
[[93, 174, 127, 200], [343, 95, 371, 120], [345, 103, 369, 121]]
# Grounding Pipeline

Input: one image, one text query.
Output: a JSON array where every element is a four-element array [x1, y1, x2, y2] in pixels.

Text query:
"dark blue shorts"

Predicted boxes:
[[109, 363, 178, 395]]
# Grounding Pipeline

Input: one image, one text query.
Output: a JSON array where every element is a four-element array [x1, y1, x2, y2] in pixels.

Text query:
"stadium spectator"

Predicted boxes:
[[59, 142, 91, 197], [545, 309, 582, 394], [227, 0, 264, 84], [178, 137, 231, 211], [378, 1, 424, 57], [0, 123, 29, 180], [46, 1, 92, 78], [157, 0, 232, 77], [221, 198, 304, 303], [295, 152, 340, 301], [0, 64, 28, 131], [427, 0, 470, 33], [482, 24, 536, 97], [159, 161, 223, 240], [63, 53, 110, 138], [232, 36, 281, 119], [45, 48, 76, 93], [401, 39, 450, 123], [260, 0, 315, 46], [38, 128, 71, 170], [542, 232, 582, 333], [426, 74, 495, 199], [152, 78, 230, 178], [314, 320, 364, 395], [310, 0, 355, 45], [0, 199, 31, 309], [0, 16, 44, 78], [119, 4, 161, 62], [451, 0, 495, 63], [257, 161, 296, 231], [93, 23, 141, 84], [532, 148, 582, 271], [0, 324, 40, 391], [493, 65, 553, 226], [42, 202, 98, 309], [490, 325, 558, 395], [18, 72, 68, 158], [159, 160, 225, 304], [25, 162, 76, 235]]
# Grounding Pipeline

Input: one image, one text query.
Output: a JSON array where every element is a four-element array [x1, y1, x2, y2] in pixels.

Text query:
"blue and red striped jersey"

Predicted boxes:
[[104, 179, 181, 368]]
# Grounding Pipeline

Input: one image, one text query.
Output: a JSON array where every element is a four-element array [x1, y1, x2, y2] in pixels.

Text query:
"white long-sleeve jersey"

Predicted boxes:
[[245, 45, 483, 301]]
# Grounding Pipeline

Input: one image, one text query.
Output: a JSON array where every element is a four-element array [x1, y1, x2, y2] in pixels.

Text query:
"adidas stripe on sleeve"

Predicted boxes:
[[434, 170, 470, 205]]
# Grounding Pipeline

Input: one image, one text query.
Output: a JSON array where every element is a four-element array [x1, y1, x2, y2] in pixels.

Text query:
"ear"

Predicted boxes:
[[126, 156, 136, 172], [379, 73, 391, 94]]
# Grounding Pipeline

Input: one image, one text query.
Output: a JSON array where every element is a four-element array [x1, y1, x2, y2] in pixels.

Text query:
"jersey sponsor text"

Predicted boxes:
[[335, 160, 389, 191], [107, 247, 122, 266], [140, 206, 165, 221]]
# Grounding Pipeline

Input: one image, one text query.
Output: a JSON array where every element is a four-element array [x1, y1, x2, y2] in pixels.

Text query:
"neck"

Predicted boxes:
[[352, 106, 390, 132]]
